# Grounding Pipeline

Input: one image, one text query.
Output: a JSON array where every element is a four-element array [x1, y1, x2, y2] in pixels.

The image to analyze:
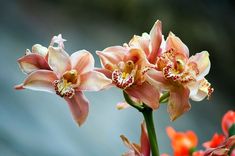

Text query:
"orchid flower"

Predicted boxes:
[[96, 46, 160, 110], [127, 20, 163, 64], [166, 126, 198, 156], [15, 35, 112, 126], [15, 34, 66, 81], [120, 122, 150, 156], [146, 32, 213, 120]]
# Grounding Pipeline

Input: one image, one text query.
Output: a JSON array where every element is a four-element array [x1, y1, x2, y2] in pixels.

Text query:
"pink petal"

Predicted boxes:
[[149, 20, 162, 64], [96, 46, 127, 70], [129, 34, 151, 56], [78, 71, 112, 91], [146, 69, 170, 90], [168, 86, 191, 121], [140, 122, 150, 156], [32, 44, 48, 57], [125, 82, 160, 110], [22, 70, 58, 93], [165, 32, 189, 57], [17, 53, 50, 74], [48, 46, 71, 77], [94, 68, 112, 79], [70, 50, 94, 74], [65, 91, 89, 126], [189, 79, 210, 101], [116, 102, 130, 110], [189, 51, 210, 80]]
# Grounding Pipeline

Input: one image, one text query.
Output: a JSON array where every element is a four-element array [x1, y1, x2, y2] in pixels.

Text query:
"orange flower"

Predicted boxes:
[[203, 133, 226, 149], [222, 110, 235, 136], [166, 127, 198, 156]]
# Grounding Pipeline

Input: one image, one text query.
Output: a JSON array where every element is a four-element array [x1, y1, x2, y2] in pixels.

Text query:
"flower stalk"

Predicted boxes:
[[123, 91, 170, 156], [142, 107, 159, 156]]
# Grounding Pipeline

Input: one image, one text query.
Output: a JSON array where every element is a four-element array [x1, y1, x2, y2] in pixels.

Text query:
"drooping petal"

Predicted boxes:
[[125, 82, 160, 110], [165, 32, 189, 57], [48, 46, 71, 77], [149, 20, 162, 64], [78, 71, 112, 91], [70, 50, 94, 74], [189, 51, 210, 80], [17, 53, 50, 74], [140, 122, 150, 156], [64, 91, 89, 126], [96, 46, 127, 70], [22, 70, 58, 93], [168, 86, 191, 121]]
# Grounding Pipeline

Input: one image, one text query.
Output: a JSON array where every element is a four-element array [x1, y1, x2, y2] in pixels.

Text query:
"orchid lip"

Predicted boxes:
[[53, 70, 79, 98]]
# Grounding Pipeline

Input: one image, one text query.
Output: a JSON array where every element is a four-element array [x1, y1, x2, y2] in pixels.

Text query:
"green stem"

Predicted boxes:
[[142, 107, 159, 156], [123, 91, 144, 111], [229, 124, 235, 137], [159, 92, 170, 103]]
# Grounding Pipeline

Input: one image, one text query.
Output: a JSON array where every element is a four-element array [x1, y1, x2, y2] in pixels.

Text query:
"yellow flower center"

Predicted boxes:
[[53, 70, 79, 98]]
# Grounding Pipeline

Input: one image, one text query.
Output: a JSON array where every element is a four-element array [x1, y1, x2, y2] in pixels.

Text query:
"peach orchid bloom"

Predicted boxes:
[[15, 34, 66, 79], [15, 36, 111, 126], [222, 110, 235, 136], [146, 32, 213, 120], [96, 46, 160, 110], [120, 122, 150, 156], [166, 126, 198, 156], [127, 20, 163, 64]]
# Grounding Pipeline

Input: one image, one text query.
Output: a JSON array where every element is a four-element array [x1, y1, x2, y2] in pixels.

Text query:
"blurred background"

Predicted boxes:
[[0, 0, 235, 155]]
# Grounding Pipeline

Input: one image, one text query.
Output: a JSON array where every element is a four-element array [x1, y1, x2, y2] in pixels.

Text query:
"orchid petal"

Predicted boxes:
[[125, 82, 160, 110], [166, 32, 189, 57], [96, 46, 127, 70], [189, 51, 210, 80], [70, 50, 94, 74], [17, 53, 50, 74], [168, 87, 191, 121], [116, 102, 130, 110], [146, 69, 170, 90], [32, 44, 48, 57], [78, 71, 112, 91], [189, 79, 211, 101], [65, 91, 89, 126], [94, 68, 112, 79], [149, 20, 162, 64], [140, 122, 150, 156], [48, 46, 71, 77], [129, 34, 151, 56], [22, 70, 57, 93]]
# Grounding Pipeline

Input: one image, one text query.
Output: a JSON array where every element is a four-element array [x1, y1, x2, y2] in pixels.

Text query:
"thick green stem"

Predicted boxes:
[[142, 108, 159, 156]]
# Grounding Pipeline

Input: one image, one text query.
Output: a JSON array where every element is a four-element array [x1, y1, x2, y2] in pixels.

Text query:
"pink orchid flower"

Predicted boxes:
[[15, 34, 66, 80], [127, 20, 163, 64], [96, 46, 160, 110], [15, 36, 112, 126], [146, 32, 213, 120], [120, 122, 150, 156]]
